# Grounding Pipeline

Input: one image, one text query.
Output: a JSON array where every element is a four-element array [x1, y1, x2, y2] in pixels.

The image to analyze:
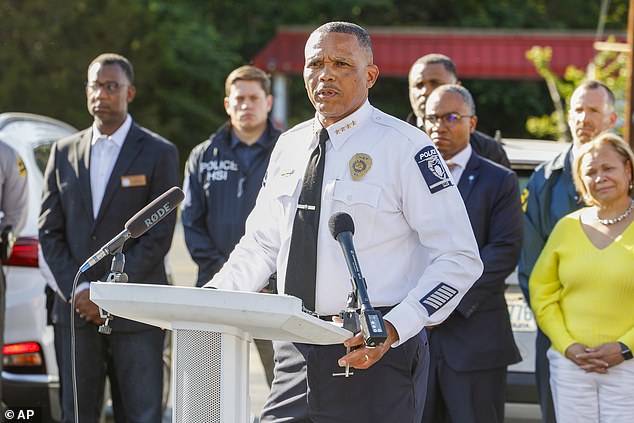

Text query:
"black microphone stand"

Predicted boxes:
[[332, 286, 362, 378], [340, 288, 361, 334], [98, 245, 128, 335]]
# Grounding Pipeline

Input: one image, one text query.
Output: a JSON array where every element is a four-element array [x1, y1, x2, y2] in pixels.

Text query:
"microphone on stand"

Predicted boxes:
[[328, 212, 388, 347], [80, 186, 185, 273], [79, 186, 184, 334]]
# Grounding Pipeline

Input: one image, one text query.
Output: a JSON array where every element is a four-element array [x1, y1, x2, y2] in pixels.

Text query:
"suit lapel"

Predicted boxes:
[[77, 130, 94, 220], [94, 124, 145, 224], [457, 152, 480, 201]]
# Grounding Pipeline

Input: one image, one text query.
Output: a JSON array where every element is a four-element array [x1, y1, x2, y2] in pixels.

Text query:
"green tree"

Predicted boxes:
[[525, 40, 627, 140], [0, 0, 239, 164], [358, 0, 628, 29], [0, 0, 630, 168]]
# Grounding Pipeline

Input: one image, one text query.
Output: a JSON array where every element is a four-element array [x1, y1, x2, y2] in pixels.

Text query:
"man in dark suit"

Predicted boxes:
[[39, 53, 179, 423], [421, 84, 522, 422], [407, 53, 510, 168]]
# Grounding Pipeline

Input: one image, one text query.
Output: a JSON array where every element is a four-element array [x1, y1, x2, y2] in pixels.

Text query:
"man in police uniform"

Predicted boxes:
[[181, 65, 280, 385], [519, 80, 617, 423], [407, 53, 510, 168], [422, 85, 522, 423], [205, 22, 482, 421], [0, 139, 29, 410]]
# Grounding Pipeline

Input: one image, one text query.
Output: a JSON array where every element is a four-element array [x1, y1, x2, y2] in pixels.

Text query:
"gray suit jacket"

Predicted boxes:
[[39, 122, 179, 331]]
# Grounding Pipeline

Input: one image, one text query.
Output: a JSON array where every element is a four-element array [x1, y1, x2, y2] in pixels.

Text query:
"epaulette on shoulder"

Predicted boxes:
[[370, 108, 430, 148], [284, 119, 313, 134]]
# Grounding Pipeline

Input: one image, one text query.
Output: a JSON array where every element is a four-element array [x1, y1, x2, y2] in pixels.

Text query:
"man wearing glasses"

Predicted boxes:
[[407, 53, 510, 168], [421, 84, 522, 423], [40, 53, 179, 423]]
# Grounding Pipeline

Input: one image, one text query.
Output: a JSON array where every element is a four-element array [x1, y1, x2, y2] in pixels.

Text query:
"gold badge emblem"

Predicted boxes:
[[349, 153, 372, 181]]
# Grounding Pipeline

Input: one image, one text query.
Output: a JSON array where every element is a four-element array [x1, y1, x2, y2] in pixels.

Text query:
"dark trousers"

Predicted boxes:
[[260, 330, 429, 423], [55, 324, 164, 423], [422, 329, 506, 423], [535, 328, 556, 423]]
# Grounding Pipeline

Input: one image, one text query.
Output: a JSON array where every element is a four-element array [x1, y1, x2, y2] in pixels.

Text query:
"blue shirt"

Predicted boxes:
[[230, 130, 268, 171]]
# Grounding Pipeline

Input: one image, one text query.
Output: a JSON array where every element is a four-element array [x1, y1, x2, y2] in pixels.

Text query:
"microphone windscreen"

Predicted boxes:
[[328, 212, 355, 239], [125, 186, 184, 238]]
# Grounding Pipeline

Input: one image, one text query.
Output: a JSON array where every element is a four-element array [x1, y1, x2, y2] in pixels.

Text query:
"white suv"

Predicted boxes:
[[1, 113, 76, 422]]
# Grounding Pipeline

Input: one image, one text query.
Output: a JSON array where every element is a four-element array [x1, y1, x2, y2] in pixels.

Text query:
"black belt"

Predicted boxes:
[[317, 305, 395, 322]]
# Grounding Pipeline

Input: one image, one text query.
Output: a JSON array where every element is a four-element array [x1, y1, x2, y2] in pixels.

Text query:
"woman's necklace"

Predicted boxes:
[[595, 200, 634, 225]]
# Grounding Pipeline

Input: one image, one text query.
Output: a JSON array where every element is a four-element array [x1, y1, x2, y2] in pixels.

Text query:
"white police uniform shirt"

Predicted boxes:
[[0, 140, 28, 234], [207, 100, 482, 345]]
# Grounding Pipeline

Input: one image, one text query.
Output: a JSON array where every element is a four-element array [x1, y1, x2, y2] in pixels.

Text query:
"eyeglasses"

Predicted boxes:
[[424, 112, 473, 126], [86, 81, 126, 94]]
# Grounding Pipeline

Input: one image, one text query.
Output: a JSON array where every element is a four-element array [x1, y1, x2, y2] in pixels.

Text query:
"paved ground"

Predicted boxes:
[[127, 221, 539, 422]]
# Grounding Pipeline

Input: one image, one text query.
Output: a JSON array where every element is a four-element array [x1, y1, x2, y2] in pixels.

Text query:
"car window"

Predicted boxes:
[[33, 143, 53, 174], [0, 119, 74, 174]]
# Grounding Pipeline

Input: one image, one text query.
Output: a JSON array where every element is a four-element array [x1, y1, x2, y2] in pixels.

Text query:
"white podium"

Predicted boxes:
[[90, 282, 351, 423]]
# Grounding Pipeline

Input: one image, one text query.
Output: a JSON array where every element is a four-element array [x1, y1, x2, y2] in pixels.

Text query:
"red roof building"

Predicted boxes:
[[252, 27, 625, 127], [253, 27, 624, 79]]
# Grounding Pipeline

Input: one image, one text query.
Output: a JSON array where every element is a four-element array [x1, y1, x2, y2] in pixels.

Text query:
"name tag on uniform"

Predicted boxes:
[[121, 174, 147, 187]]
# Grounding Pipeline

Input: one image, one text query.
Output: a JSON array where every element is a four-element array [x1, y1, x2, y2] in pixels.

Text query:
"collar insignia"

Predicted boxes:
[[335, 120, 357, 135]]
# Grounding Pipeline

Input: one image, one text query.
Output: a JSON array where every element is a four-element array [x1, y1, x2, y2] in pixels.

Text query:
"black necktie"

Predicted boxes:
[[285, 128, 329, 311]]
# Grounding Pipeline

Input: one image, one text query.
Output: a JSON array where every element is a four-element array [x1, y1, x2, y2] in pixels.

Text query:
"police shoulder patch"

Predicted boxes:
[[17, 156, 27, 176], [520, 188, 529, 213], [419, 283, 458, 315], [414, 146, 452, 193]]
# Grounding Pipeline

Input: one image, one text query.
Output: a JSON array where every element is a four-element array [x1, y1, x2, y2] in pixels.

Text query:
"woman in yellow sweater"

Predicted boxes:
[[530, 133, 634, 423]]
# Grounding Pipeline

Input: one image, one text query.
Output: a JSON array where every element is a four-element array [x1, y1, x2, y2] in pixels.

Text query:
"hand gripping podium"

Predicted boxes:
[[90, 282, 351, 423]]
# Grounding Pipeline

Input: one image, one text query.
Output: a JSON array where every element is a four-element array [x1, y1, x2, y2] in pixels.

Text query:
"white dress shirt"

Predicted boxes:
[[208, 100, 482, 345], [75, 115, 132, 293], [89, 115, 131, 218], [445, 143, 472, 183]]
